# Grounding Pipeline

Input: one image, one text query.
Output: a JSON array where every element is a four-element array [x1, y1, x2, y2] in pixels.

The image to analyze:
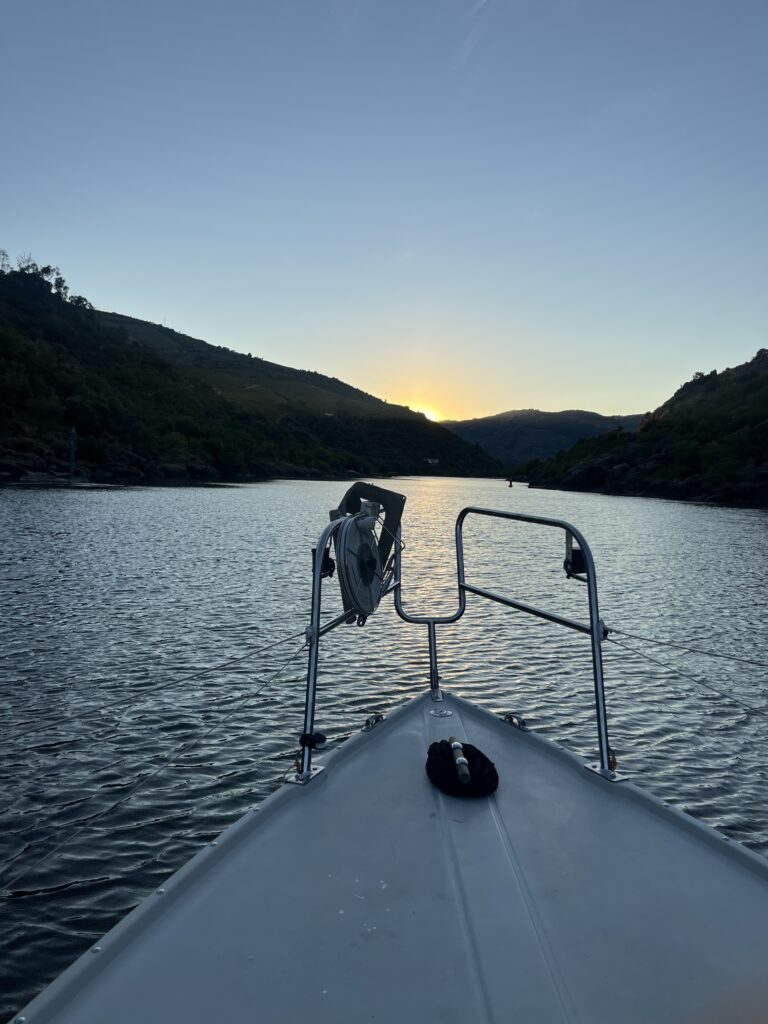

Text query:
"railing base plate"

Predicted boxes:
[[585, 763, 625, 782], [285, 766, 326, 786]]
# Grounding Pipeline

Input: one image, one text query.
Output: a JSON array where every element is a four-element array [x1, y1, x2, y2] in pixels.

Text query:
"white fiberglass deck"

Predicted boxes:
[[18, 691, 768, 1024]]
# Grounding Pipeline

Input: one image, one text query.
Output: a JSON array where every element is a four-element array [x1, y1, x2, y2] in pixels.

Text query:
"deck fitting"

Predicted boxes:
[[586, 762, 625, 782], [285, 765, 326, 786]]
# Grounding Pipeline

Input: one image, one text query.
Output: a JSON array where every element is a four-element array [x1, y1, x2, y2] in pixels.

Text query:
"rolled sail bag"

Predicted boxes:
[[425, 739, 499, 797]]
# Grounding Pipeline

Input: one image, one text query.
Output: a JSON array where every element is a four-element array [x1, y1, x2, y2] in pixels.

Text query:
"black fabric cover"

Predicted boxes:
[[333, 483, 406, 568], [425, 740, 499, 797]]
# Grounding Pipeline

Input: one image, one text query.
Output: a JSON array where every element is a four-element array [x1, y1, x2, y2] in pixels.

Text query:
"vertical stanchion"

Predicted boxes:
[[581, 542, 611, 775], [427, 621, 441, 700], [298, 520, 342, 781]]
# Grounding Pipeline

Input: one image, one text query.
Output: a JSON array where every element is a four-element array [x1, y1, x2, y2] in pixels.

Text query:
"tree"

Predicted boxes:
[[5, 253, 91, 307], [16, 253, 40, 274]]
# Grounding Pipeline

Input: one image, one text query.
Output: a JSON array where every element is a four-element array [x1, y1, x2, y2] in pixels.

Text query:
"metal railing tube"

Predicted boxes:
[[300, 518, 344, 779], [393, 527, 466, 626], [427, 621, 441, 699], [455, 507, 612, 775], [581, 540, 611, 774], [460, 583, 593, 636], [303, 505, 613, 782]]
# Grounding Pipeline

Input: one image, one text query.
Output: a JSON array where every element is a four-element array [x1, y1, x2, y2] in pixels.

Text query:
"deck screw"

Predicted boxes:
[[92, 946, 101, 953], [156, 887, 166, 894]]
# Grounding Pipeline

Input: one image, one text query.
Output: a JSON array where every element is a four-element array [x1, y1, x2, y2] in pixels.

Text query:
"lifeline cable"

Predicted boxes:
[[2, 629, 307, 744], [0, 640, 307, 896], [606, 636, 768, 717], [605, 626, 767, 669], [0, 667, 309, 862]]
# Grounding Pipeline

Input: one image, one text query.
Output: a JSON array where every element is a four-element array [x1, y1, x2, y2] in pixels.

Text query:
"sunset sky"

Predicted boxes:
[[3, 0, 766, 420]]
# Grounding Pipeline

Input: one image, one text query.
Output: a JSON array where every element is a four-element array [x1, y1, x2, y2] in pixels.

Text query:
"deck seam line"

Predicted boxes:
[[427, 705, 497, 1024], [437, 789, 498, 1024], [461, 709, 580, 1024], [488, 798, 580, 1023]]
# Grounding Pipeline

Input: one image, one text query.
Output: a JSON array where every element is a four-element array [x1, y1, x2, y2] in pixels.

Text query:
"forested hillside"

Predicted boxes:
[[521, 352, 768, 507], [444, 409, 642, 466], [0, 260, 501, 484], [98, 311, 413, 420]]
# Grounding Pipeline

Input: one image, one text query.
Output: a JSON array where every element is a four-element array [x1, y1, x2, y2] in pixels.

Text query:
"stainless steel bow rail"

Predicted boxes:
[[292, 504, 615, 784]]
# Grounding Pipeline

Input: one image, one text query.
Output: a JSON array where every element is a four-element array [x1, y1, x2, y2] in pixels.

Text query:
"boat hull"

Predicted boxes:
[[15, 690, 768, 1023]]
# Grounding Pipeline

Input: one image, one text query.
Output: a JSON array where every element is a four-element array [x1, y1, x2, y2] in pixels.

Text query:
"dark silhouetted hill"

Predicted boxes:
[[0, 264, 502, 484], [97, 311, 415, 421], [444, 409, 642, 467], [520, 352, 768, 507]]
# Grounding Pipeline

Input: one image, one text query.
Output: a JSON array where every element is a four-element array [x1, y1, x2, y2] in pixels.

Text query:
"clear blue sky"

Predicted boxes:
[[2, 0, 766, 419]]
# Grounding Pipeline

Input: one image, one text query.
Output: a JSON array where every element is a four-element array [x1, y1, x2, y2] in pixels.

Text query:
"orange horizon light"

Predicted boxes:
[[411, 405, 442, 422]]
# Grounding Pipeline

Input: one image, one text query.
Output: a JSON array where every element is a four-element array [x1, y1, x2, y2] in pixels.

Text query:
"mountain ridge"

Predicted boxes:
[[521, 350, 768, 507], [444, 408, 643, 467], [97, 311, 415, 421], [0, 265, 502, 484]]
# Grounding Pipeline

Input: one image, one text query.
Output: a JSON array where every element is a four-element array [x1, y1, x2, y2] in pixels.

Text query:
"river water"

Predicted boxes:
[[1, 477, 767, 1018]]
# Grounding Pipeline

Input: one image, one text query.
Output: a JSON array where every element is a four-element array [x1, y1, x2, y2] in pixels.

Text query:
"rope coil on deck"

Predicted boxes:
[[426, 739, 499, 797]]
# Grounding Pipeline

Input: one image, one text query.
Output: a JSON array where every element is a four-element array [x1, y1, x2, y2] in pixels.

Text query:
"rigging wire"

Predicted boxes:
[[605, 626, 768, 669], [455, 593, 766, 718], [3, 629, 307, 744], [376, 512, 406, 553], [605, 636, 768, 717], [0, 625, 298, 721], [1, 645, 311, 847], [0, 639, 307, 897]]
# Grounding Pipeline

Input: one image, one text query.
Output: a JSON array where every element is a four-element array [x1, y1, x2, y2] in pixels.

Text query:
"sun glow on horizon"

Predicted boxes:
[[411, 405, 442, 422]]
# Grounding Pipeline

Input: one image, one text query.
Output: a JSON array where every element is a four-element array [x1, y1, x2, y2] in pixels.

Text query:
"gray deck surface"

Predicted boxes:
[[18, 691, 768, 1024]]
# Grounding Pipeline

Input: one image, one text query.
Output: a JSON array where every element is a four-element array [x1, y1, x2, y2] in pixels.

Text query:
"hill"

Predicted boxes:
[[97, 311, 416, 422], [444, 409, 643, 467], [0, 263, 502, 484], [520, 351, 768, 507]]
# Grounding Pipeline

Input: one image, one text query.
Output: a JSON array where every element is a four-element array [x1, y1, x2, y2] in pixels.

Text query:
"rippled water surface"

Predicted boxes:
[[1, 478, 767, 1018]]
